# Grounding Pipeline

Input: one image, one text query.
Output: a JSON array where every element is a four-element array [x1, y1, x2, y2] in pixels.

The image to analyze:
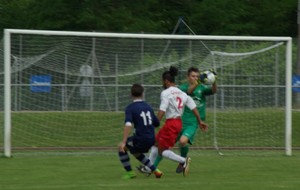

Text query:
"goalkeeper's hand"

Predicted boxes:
[[198, 69, 218, 84], [209, 69, 217, 76], [198, 72, 208, 84], [198, 69, 217, 84], [210, 69, 217, 83]]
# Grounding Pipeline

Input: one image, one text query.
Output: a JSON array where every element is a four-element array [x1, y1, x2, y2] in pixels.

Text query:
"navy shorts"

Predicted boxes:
[[126, 136, 155, 154]]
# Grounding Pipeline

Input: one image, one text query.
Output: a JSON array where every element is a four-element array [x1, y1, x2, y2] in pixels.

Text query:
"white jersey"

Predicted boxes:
[[159, 86, 196, 119]]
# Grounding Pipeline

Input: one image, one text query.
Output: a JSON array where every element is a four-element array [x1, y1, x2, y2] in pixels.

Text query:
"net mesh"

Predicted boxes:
[[0, 32, 288, 155]]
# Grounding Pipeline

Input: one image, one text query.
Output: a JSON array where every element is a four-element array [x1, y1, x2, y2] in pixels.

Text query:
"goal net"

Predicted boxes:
[[1, 29, 292, 156]]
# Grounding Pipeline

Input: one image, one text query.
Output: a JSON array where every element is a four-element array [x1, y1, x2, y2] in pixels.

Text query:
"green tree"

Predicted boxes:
[[0, 0, 33, 30], [0, 0, 298, 36]]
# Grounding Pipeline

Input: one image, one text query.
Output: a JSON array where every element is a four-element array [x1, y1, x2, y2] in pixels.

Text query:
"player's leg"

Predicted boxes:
[[140, 145, 161, 171], [139, 119, 185, 176], [118, 150, 136, 179], [161, 149, 185, 163], [177, 125, 197, 173], [149, 145, 158, 164], [118, 137, 136, 179], [133, 140, 163, 178], [158, 119, 192, 176], [136, 145, 157, 174], [134, 153, 155, 171], [178, 125, 197, 156], [151, 125, 170, 168], [176, 135, 189, 173], [160, 148, 191, 177], [133, 153, 162, 178], [179, 135, 190, 157], [137, 147, 165, 176], [183, 156, 192, 177], [136, 126, 168, 174]]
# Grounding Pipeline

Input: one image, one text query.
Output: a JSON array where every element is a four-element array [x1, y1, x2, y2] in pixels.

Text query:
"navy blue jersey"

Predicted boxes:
[[124, 100, 159, 142]]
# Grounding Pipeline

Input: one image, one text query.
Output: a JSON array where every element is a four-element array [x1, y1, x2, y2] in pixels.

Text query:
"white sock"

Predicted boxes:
[[149, 146, 158, 163], [162, 149, 185, 164], [144, 146, 158, 171]]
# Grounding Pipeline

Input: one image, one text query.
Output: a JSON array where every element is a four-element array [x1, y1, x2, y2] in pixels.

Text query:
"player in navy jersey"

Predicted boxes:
[[118, 84, 163, 179]]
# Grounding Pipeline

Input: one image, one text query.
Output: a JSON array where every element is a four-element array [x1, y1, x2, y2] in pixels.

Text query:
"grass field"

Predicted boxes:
[[0, 151, 299, 190], [0, 110, 299, 189]]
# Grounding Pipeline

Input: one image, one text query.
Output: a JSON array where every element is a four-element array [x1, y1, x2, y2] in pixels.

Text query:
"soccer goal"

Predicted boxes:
[[2, 29, 292, 157]]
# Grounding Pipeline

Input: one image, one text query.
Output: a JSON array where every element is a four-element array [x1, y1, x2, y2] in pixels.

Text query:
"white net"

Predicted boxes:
[[0, 31, 290, 155], [204, 42, 287, 153]]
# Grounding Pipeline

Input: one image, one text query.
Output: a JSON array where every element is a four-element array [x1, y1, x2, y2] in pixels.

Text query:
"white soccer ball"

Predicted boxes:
[[200, 70, 216, 85]]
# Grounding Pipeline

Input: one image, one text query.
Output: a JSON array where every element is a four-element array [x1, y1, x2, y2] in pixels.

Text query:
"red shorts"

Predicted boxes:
[[156, 119, 182, 150]]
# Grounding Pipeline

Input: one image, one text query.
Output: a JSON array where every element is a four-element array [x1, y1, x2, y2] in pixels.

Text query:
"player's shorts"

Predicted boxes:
[[177, 121, 198, 145], [156, 118, 182, 149], [126, 136, 155, 154]]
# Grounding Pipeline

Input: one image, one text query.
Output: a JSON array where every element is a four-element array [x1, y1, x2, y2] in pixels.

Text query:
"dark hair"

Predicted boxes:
[[187, 66, 199, 75], [162, 66, 178, 83], [131, 83, 144, 97]]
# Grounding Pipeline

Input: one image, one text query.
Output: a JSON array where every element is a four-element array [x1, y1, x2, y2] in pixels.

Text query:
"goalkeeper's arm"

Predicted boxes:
[[212, 81, 217, 93], [211, 69, 217, 93], [191, 107, 208, 132]]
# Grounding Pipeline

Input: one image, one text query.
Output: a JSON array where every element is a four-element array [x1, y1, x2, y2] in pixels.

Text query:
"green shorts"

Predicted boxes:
[[177, 121, 198, 145]]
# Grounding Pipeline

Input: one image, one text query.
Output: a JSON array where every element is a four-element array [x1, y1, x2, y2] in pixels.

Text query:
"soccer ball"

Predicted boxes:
[[199, 70, 216, 85]]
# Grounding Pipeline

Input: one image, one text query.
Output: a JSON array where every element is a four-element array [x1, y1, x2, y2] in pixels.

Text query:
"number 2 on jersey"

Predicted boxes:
[[176, 97, 183, 109]]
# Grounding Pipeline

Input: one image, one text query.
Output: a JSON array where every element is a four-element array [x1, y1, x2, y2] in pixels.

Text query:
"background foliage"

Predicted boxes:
[[0, 0, 297, 36]]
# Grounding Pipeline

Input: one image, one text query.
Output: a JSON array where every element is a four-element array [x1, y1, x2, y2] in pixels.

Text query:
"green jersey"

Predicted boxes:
[[179, 83, 213, 123]]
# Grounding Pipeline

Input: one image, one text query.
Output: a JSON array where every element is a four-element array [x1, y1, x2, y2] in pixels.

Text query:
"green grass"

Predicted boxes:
[[0, 151, 299, 190], [0, 110, 299, 189], [0, 109, 299, 149]]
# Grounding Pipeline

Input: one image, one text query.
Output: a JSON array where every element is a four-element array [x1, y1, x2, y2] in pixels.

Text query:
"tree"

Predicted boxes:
[[0, 0, 297, 37]]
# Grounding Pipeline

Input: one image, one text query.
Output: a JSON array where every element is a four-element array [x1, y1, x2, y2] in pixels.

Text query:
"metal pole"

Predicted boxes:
[[4, 30, 12, 157], [285, 39, 293, 156]]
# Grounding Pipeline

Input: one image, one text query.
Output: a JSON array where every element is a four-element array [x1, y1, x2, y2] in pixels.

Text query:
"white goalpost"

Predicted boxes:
[[2, 29, 292, 157]]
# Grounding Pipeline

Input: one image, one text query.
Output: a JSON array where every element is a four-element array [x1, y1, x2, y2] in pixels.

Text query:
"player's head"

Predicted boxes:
[[162, 66, 178, 89], [187, 66, 200, 84], [131, 83, 144, 98]]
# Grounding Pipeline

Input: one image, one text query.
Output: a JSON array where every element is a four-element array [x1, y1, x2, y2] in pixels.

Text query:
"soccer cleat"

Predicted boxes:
[[182, 157, 191, 177], [153, 169, 163, 178], [122, 171, 137, 179], [136, 165, 151, 176], [176, 163, 184, 173]]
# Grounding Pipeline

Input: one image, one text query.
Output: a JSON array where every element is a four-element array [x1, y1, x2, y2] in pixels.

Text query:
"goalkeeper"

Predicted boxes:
[[176, 66, 217, 173]]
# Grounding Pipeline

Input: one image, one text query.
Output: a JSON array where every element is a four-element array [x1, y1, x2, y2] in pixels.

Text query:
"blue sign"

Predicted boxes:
[[30, 75, 52, 93], [292, 75, 300, 93]]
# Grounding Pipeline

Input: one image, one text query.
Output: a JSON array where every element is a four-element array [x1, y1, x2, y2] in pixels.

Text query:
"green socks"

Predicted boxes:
[[180, 145, 189, 158], [154, 154, 163, 167]]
